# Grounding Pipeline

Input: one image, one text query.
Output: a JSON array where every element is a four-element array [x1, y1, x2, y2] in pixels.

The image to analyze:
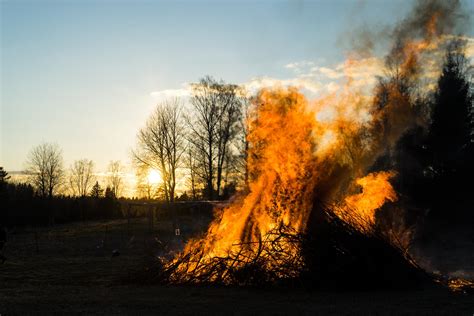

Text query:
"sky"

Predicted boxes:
[[1, 0, 473, 173]]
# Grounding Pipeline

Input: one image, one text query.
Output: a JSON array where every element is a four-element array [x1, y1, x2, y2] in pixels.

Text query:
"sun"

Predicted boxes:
[[147, 169, 162, 184]]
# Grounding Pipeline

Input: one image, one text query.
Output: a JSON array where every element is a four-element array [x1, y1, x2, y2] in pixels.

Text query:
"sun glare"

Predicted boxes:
[[147, 169, 162, 184]]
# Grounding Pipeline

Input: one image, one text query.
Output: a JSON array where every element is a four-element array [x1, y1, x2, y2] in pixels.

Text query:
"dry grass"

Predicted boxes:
[[1, 218, 473, 315]]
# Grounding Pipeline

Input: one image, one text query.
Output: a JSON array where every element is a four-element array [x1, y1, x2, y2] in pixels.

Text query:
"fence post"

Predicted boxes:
[[104, 224, 108, 248], [127, 204, 131, 237], [34, 231, 39, 254], [149, 205, 154, 232]]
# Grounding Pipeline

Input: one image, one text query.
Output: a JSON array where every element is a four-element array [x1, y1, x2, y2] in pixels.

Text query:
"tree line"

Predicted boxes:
[[22, 144, 125, 200], [0, 166, 121, 226], [2, 76, 248, 204], [1, 41, 472, 226]]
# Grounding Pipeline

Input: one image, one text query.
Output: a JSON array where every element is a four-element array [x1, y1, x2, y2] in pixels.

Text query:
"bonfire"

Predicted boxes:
[[156, 0, 472, 291]]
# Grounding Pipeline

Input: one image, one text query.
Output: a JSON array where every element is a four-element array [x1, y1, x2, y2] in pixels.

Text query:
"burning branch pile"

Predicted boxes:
[[158, 0, 470, 288], [165, 225, 305, 285]]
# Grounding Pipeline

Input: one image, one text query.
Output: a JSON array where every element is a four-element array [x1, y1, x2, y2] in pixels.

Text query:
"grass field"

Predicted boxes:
[[1, 218, 473, 315]]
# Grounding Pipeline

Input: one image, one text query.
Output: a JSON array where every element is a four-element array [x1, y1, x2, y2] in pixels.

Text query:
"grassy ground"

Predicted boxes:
[[1, 218, 473, 315]]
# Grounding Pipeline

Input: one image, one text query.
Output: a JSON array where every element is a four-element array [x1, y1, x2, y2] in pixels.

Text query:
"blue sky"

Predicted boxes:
[[1, 0, 472, 171]]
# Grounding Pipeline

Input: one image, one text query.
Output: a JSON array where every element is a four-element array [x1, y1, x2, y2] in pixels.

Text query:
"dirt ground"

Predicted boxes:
[[1, 218, 473, 315]]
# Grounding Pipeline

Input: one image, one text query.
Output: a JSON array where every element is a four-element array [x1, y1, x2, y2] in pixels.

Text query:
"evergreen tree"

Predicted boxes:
[[0, 167, 10, 194], [90, 181, 104, 198], [426, 40, 473, 221], [0, 167, 10, 183], [429, 40, 473, 172]]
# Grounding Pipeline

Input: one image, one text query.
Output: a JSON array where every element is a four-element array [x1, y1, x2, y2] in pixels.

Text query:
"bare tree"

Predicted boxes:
[[69, 159, 95, 197], [134, 98, 186, 202], [215, 83, 243, 196], [187, 76, 244, 199], [185, 147, 198, 200], [107, 160, 124, 198], [25, 143, 64, 198], [135, 164, 157, 200]]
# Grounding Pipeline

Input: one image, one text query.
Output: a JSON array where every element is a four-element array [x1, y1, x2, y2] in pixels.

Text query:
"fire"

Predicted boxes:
[[168, 88, 319, 283], [166, 85, 400, 283], [336, 171, 398, 232], [164, 4, 460, 284]]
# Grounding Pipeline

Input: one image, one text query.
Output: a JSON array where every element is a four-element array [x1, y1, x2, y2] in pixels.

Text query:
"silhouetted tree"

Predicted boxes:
[[379, 41, 474, 225], [69, 159, 95, 197], [104, 186, 115, 199], [0, 167, 10, 183], [429, 40, 473, 173], [0, 167, 10, 196], [25, 143, 64, 198], [107, 161, 123, 198], [134, 164, 159, 200], [187, 76, 244, 199], [0, 167, 10, 212], [90, 181, 104, 198], [134, 98, 185, 202], [185, 147, 198, 200]]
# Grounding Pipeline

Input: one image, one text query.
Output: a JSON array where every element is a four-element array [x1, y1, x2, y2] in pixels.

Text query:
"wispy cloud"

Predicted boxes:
[[289, 57, 384, 84], [149, 57, 383, 102], [150, 87, 191, 100], [243, 77, 323, 96], [284, 61, 315, 72], [150, 35, 474, 102], [282, 56, 386, 95]]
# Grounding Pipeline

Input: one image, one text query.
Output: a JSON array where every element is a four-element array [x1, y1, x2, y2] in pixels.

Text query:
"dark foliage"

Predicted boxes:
[[0, 182, 122, 226], [425, 41, 473, 221], [429, 43, 472, 167], [374, 41, 474, 230]]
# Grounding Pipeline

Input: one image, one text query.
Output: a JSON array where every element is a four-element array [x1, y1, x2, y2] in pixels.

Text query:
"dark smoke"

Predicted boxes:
[[388, 0, 467, 65]]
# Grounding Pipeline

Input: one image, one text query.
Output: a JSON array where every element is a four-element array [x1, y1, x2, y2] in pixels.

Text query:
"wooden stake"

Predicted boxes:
[[34, 231, 39, 254]]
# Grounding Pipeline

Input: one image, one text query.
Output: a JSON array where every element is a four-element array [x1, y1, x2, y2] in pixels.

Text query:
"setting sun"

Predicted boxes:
[[147, 169, 162, 184]]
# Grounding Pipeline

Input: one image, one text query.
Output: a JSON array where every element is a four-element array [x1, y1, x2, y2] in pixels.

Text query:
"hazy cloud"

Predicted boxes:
[[244, 77, 323, 97], [150, 35, 474, 102], [150, 87, 191, 100]]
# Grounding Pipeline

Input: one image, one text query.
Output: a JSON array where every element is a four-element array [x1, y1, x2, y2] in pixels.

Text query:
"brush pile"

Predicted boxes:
[[157, 203, 430, 288]]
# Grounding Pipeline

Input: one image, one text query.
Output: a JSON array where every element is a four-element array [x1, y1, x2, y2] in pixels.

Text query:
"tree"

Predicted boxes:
[[187, 76, 244, 199], [429, 40, 473, 171], [90, 181, 104, 198], [104, 186, 115, 199], [0, 167, 10, 195], [69, 159, 95, 197], [0, 167, 10, 205], [107, 161, 123, 198], [236, 96, 251, 189], [135, 164, 158, 200], [134, 98, 185, 202], [25, 143, 64, 198], [0, 167, 10, 183], [185, 147, 198, 200], [424, 40, 474, 221]]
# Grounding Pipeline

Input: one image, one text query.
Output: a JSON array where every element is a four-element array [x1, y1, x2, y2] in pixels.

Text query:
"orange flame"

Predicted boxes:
[[170, 88, 319, 282], [168, 86, 401, 283], [166, 10, 451, 283], [336, 171, 398, 232]]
